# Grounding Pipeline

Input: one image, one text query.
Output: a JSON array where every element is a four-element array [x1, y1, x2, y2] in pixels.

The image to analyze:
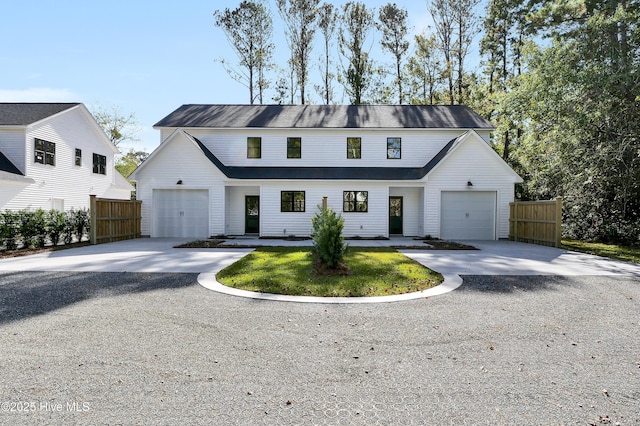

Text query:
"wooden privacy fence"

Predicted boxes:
[[90, 195, 142, 245], [509, 197, 563, 247]]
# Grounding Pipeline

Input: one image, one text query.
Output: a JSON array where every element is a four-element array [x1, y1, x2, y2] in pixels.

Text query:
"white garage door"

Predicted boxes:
[[441, 191, 496, 240], [153, 189, 209, 238]]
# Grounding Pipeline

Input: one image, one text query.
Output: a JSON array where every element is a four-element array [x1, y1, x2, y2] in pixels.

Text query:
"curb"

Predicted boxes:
[[196, 273, 462, 304]]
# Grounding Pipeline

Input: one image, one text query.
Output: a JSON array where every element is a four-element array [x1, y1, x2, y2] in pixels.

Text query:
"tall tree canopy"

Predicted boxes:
[[339, 2, 375, 105], [316, 2, 338, 105], [277, 0, 321, 105], [502, 0, 640, 243], [377, 3, 410, 104], [214, 1, 274, 104], [92, 105, 141, 148]]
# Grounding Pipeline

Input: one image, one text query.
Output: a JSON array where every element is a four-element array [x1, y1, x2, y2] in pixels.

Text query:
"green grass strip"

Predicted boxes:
[[216, 246, 443, 297], [562, 239, 640, 264]]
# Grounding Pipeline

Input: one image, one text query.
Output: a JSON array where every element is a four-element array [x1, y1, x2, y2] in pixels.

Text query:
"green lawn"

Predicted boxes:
[[562, 239, 640, 263], [216, 246, 443, 297]]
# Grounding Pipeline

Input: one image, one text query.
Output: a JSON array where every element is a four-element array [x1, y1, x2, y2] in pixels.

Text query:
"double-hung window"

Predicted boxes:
[[387, 137, 401, 159], [347, 137, 361, 159], [287, 137, 301, 159], [34, 138, 55, 166], [247, 137, 261, 158], [93, 153, 106, 175], [281, 191, 305, 212], [75, 148, 82, 166], [343, 191, 368, 212]]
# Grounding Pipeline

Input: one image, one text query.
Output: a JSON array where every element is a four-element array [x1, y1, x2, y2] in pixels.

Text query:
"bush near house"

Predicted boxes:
[[0, 208, 90, 251]]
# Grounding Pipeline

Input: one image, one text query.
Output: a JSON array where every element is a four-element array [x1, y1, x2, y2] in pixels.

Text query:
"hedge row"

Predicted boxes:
[[0, 208, 90, 251]]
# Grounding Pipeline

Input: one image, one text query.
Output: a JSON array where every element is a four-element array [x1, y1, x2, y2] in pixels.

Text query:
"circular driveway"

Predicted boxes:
[[0, 239, 638, 424]]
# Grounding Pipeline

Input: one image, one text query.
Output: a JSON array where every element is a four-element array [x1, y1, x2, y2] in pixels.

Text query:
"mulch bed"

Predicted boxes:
[[175, 239, 477, 250], [0, 241, 92, 258]]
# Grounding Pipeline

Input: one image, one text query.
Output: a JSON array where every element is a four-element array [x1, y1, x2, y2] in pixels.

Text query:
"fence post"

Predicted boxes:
[[322, 196, 328, 211], [555, 197, 563, 248], [90, 194, 97, 245], [513, 200, 519, 242]]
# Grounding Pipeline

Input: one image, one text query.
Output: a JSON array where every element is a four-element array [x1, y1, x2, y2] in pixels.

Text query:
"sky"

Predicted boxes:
[[0, 0, 485, 154]]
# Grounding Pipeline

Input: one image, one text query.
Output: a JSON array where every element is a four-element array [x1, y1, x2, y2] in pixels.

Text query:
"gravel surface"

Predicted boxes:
[[0, 272, 638, 425]]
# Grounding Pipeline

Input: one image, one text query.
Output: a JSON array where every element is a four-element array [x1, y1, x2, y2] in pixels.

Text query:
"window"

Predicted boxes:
[[347, 137, 361, 159], [343, 191, 368, 212], [281, 191, 305, 212], [93, 153, 106, 175], [287, 137, 301, 158], [34, 138, 55, 166], [75, 148, 82, 166], [387, 137, 401, 159], [247, 137, 261, 158]]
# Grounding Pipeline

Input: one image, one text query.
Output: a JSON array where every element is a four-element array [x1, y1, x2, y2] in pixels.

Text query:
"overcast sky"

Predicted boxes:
[[0, 0, 484, 153]]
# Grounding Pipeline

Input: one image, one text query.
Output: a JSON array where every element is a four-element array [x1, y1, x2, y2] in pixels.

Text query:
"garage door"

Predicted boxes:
[[441, 191, 496, 240], [153, 189, 209, 238]]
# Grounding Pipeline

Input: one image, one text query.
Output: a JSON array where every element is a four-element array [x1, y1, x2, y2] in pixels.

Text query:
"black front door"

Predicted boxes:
[[389, 197, 403, 235], [245, 196, 259, 234]]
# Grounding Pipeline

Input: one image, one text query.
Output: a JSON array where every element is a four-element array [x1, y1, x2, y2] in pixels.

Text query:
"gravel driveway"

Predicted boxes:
[[0, 271, 638, 425]]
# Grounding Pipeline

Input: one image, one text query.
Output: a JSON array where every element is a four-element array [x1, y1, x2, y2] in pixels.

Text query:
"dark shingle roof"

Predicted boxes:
[[189, 134, 459, 180], [0, 150, 22, 175], [0, 103, 80, 126], [155, 104, 493, 129]]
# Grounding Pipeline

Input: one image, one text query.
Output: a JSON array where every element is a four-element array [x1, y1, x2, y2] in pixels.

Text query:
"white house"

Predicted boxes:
[[0, 103, 133, 211], [131, 104, 522, 240]]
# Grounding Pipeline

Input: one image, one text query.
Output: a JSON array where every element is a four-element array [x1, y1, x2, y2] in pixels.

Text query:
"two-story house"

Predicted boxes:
[[0, 103, 133, 211], [131, 104, 522, 240]]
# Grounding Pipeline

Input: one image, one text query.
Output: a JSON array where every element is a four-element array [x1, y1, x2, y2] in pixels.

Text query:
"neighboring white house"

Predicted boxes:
[[131, 104, 522, 240], [0, 103, 134, 211]]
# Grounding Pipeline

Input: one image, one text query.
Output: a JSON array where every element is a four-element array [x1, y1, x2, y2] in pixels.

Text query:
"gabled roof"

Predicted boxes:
[[187, 132, 461, 180], [0, 103, 80, 126], [0, 150, 22, 175], [154, 104, 494, 129]]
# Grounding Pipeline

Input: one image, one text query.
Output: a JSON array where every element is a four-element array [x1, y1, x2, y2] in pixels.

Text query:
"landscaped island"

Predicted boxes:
[[216, 246, 443, 297]]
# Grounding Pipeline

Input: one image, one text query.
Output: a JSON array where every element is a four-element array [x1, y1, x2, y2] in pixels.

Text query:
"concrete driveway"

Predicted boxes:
[[0, 238, 638, 278], [0, 238, 251, 274]]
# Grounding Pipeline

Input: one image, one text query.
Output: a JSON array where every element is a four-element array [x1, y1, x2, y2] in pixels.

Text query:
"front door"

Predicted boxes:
[[245, 196, 260, 234], [389, 196, 403, 235]]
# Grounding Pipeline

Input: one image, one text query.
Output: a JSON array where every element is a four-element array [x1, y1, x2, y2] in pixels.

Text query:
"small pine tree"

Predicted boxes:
[[311, 206, 347, 269]]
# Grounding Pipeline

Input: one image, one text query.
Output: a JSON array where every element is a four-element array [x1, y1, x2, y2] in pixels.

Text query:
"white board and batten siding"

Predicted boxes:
[[135, 131, 225, 237], [1, 106, 125, 212], [424, 132, 520, 240]]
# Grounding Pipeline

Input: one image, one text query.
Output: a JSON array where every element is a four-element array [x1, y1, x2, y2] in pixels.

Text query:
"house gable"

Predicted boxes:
[[426, 130, 522, 183], [0, 103, 131, 210], [424, 130, 522, 239]]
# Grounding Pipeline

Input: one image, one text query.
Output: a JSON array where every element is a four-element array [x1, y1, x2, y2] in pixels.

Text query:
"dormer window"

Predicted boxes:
[[34, 138, 55, 166]]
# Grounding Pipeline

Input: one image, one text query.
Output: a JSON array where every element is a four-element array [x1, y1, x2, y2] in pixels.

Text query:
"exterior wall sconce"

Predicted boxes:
[[467, 180, 473, 187], [176, 179, 183, 185]]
